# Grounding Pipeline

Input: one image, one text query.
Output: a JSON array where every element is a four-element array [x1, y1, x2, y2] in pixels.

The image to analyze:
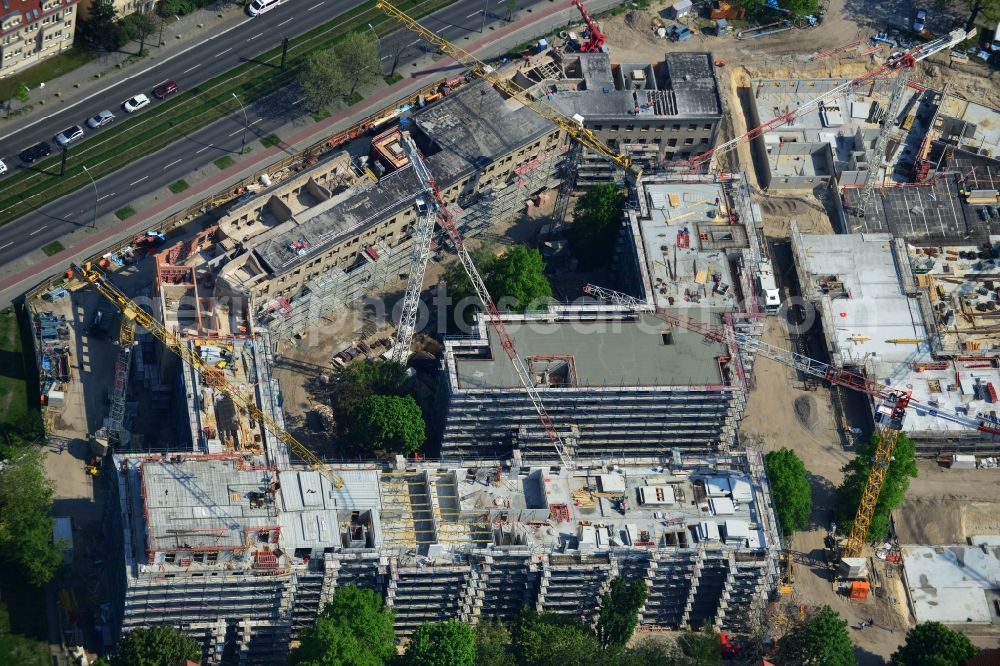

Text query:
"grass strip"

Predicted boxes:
[[260, 133, 282, 148], [115, 206, 136, 220], [168, 179, 190, 193], [40, 241, 64, 256], [0, 0, 454, 226]]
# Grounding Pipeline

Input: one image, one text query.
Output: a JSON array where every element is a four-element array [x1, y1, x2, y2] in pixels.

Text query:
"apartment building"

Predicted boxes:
[[516, 51, 723, 182], [106, 450, 780, 663], [0, 0, 78, 76], [77, 0, 152, 20], [215, 80, 566, 344], [440, 173, 766, 459]]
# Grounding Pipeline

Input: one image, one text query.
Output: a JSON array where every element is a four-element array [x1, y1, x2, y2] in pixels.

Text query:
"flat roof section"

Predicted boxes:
[[935, 95, 1000, 159], [751, 78, 890, 140], [662, 52, 721, 116], [638, 182, 742, 312], [843, 178, 978, 241], [792, 230, 927, 376], [902, 545, 1000, 625], [452, 313, 728, 390]]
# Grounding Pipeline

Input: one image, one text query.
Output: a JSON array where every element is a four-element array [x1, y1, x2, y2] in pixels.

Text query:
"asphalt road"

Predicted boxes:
[[0, 0, 554, 267]]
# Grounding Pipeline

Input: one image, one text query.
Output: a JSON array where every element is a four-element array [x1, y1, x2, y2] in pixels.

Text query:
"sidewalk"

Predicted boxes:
[[0, 0, 622, 306], [0, 1, 247, 137]]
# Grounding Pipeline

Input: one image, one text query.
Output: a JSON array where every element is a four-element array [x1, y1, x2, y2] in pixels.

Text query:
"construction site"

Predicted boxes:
[[21, 0, 1000, 662]]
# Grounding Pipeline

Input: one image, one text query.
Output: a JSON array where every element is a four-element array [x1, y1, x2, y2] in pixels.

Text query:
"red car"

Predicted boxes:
[[153, 80, 178, 99]]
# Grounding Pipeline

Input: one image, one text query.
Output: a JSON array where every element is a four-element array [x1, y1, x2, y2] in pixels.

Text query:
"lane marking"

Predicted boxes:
[[306, 1, 323, 9], [277, 17, 293, 26], [249, 32, 263, 40], [466, 10, 481, 17], [292, 97, 306, 105], [97, 192, 115, 201], [0, 16, 253, 142], [228, 128, 242, 137], [29, 225, 47, 236], [130, 176, 148, 186], [0, 242, 13, 250], [164, 158, 182, 169], [195, 144, 214, 154], [249, 118, 262, 126], [183, 64, 201, 74], [217, 47, 232, 56], [406, 38, 421, 47]]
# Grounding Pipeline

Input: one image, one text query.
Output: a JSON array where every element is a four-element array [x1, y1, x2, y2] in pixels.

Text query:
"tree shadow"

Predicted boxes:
[[806, 470, 839, 531]]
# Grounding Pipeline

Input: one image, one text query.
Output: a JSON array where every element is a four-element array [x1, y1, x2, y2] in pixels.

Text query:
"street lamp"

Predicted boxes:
[[232, 93, 248, 155], [480, 0, 488, 33], [81, 165, 98, 229]]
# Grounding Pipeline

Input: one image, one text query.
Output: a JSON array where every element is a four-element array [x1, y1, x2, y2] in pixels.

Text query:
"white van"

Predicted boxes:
[[247, 0, 281, 16], [991, 22, 1000, 52]]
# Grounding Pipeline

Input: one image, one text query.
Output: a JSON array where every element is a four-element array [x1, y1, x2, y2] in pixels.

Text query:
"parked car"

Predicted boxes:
[[123, 94, 150, 113], [913, 9, 926, 33], [247, 0, 282, 16], [54, 125, 84, 147], [0, 159, 7, 175], [86, 110, 115, 129], [152, 80, 178, 99], [19, 141, 52, 163]]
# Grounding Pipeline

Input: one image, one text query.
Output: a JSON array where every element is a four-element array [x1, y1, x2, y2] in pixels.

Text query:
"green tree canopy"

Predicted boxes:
[[777, 605, 855, 666], [890, 622, 976, 666], [0, 446, 63, 586], [597, 578, 646, 648], [298, 31, 379, 109], [404, 620, 476, 666], [765, 448, 813, 535], [291, 585, 395, 666], [112, 626, 202, 666], [79, 0, 128, 50], [442, 244, 552, 325], [513, 610, 604, 666], [675, 630, 723, 666], [570, 184, 627, 269], [351, 394, 425, 454], [475, 619, 517, 666], [961, 0, 1000, 32], [328, 359, 409, 439], [299, 49, 346, 111], [836, 432, 917, 543]]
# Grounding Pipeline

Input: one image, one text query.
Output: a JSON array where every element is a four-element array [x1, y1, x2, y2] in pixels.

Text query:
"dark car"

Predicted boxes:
[[153, 80, 178, 99], [19, 141, 52, 164]]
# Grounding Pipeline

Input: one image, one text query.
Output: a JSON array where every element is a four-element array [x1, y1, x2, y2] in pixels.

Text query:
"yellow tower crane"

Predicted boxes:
[[374, 0, 641, 182], [71, 262, 347, 489]]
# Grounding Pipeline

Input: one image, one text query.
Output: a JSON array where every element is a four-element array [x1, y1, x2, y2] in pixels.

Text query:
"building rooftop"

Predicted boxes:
[[841, 178, 987, 241], [414, 80, 555, 170], [662, 53, 721, 116], [0, 0, 77, 39], [449, 311, 728, 390], [791, 229, 929, 376], [934, 94, 1000, 160], [632, 181, 747, 312], [902, 543, 1000, 625]]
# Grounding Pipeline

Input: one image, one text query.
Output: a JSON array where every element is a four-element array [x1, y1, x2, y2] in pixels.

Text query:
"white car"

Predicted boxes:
[[247, 0, 281, 15], [913, 9, 926, 33], [54, 124, 85, 147], [86, 110, 115, 129], [0, 159, 6, 176], [123, 94, 150, 113]]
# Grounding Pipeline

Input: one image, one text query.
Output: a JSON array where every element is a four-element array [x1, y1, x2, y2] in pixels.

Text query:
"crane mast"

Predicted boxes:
[[400, 135, 573, 467], [391, 134, 439, 364], [374, 0, 639, 182], [683, 28, 974, 173], [583, 283, 1000, 555], [107, 318, 136, 448], [71, 262, 347, 489]]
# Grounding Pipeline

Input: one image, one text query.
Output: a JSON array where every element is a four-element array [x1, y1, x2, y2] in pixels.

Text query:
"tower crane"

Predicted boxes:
[[106, 318, 136, 448], [582, 283, 1000, 557], [682, 28, 975, 175], [69, 261, 348, 489], [399, 128, 574, 468], [391, 135, 438, 364], [375, 1, 640, 182], [570, 0, 605, 53]]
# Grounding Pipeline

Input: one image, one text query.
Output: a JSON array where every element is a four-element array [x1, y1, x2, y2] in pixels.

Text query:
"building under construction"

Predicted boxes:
[[440, 173, 766, 459], [106, 450, 781, 664]]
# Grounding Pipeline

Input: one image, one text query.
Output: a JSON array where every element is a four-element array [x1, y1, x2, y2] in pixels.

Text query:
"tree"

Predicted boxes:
[[890, 622, 976, 666], [836, 432, 917, 543], [299, 49, 346, 111], [112, 625, 202, 666], [960, 0, 1000, 33], [504, 0, 517, 22], [596, 578, 646, 648], [675, 630, 723, 666], [765, 448, 812, 536], [351, 394, 425, 454], [486, 245, 552, 313], [291, 585, 395, 666], [475, 619, 516, 666], [405, 621, 476, 666], [120, 11, 160, 53], [79, 0, 128, 50], [328, 359, 408, 437], [442, 244, 498, 325], [0, 447, 63, 586], [337, 30, 380, 97], [781, 0, 818, 16], [513, 610, 604, 666], [570, 184, 627, 269], [777, 605, 855, 666]]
